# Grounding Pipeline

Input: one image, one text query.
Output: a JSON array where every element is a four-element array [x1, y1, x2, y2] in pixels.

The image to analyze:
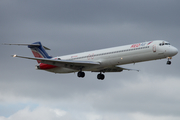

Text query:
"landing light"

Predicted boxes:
[[167, 57, 172, 59], [13, 54, 17, 57]]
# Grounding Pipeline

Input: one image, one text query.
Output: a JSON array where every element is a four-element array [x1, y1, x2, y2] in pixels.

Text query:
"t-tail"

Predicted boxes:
[[3, 42, 52, 63], [28, 42, 52, 63]]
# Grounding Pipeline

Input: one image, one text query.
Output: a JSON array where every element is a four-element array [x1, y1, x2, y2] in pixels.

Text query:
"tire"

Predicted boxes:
[[97, 74, 105, 80], [77, 71, 85, 78], [167, 61, 171, 65]]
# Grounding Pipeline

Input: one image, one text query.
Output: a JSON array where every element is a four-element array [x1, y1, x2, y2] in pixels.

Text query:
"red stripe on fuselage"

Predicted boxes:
[[39, 63, 57, 69]]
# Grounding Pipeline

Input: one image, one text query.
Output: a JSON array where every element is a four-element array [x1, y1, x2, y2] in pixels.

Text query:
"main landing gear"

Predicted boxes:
[[77, 71, 105, 80], [97, 72, 105, 80], [167, 57, 172, 65], [77, 71, 85, 78]]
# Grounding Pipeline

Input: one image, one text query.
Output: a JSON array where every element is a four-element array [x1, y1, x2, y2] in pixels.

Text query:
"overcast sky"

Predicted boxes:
[[0, 0, 180, 120]]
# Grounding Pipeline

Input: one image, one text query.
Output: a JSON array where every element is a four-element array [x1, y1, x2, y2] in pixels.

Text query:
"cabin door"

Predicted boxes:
[[152, 45, 156, 52]]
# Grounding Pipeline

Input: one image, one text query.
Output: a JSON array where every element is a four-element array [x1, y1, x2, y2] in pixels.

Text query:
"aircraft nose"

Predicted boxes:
[[171, 46, 178, 56]]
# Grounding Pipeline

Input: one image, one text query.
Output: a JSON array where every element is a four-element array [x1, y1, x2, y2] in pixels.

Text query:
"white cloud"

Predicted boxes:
[[90, 74, 180, 116], [85, 113, 102, 120], [1, 74, 180, 118], [49, 108, 67, 117], [130, 112, 180, 120], [1, 106, 180, 120], [0, 107, 71, 120]]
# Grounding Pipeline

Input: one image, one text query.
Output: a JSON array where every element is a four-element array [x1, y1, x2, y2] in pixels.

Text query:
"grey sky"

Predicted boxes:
[[0, 0, 180, 120]]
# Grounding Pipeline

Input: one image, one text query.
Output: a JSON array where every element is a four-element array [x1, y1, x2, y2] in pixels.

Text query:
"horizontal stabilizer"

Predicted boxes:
[[3, 43, 51, 50]]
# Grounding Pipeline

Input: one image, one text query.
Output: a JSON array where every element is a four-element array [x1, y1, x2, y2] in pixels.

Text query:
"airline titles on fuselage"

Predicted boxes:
[[131, 41, 152, 48]]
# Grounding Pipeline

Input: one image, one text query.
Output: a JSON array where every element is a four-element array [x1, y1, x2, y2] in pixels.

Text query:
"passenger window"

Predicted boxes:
[[159, 43, 162, 46]]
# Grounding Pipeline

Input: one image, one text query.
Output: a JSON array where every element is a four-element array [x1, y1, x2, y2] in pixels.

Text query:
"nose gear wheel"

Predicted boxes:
[[167, 57, 172, 65]]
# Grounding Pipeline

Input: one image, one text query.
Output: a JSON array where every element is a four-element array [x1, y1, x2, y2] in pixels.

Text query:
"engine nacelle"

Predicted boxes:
[[36, 63, 57, 70]]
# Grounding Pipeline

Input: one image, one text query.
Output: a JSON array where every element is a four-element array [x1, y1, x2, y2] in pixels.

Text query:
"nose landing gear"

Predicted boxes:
[[167, 57, 172, 65]]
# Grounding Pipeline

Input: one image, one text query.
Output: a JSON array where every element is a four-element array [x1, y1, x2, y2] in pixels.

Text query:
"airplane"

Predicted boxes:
[[4, 40, 178, 80]]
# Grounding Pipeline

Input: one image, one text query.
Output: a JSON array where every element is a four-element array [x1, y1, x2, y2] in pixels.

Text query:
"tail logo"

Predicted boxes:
[[32, 50, 44, 58]]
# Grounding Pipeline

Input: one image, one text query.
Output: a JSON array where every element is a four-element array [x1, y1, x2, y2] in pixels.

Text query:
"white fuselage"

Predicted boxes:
[[46, 40, 178, 73]]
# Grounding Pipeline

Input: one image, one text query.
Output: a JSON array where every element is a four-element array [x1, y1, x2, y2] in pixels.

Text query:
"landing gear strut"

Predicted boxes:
[[77, 71, 85, 78], [167, 57, 172, 65], [97, 73, 105, 80]]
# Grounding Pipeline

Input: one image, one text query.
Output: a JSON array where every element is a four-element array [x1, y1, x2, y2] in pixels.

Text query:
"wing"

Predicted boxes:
[[13, 55, 100, 69], [92, 66, 139, 72], [13, 55, 139, 72]]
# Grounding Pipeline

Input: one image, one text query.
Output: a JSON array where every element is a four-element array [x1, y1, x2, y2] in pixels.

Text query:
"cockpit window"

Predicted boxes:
[[165, 43, 170, 45], [159, 42, 170, 46]]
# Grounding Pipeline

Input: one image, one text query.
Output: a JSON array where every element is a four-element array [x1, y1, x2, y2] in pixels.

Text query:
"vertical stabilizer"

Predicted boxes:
[[28, 42, 52, 63]]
